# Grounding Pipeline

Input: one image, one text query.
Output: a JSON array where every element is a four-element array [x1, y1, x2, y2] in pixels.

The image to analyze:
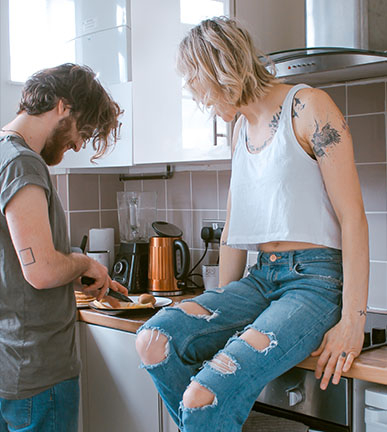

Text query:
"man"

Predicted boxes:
[[0, 63, 128, 430]]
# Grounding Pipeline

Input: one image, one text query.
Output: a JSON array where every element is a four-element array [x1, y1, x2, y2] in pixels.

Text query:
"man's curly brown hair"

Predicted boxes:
[[18, 63, 123, 161]]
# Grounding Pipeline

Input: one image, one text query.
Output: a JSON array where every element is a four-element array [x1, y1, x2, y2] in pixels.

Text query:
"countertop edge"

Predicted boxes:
[[77, 308, 387, 385]]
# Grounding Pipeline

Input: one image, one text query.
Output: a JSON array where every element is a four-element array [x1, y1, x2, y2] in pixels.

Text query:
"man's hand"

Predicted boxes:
[[80, 258, 128, 300], [311, 317, 365, 390]]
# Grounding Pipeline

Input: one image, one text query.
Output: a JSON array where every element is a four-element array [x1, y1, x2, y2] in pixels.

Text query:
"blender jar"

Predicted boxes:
[[117, 191, 157, 242]]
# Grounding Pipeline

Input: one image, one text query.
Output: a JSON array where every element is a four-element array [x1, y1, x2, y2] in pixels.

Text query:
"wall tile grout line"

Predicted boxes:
[[164, 178, 168, 215], [98, 174, 102, 228], [65, 174, 71, 240], [345, 77, 387, 87], [216, 170, 220, 219], [347, 112, 386, 118], [68, 210, 101, 213], [385, 81, 387, 113], [164, 179, 168, 214], [189, 171, 194, 248], [356, 162, 387, 166]]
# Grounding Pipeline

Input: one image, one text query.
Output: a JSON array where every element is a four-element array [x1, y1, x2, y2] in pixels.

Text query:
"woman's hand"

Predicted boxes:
[[311, 316, 365, 390]]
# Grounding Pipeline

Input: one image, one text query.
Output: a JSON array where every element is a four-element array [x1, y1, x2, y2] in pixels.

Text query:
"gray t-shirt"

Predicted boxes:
[[0, 135, 80, 399]]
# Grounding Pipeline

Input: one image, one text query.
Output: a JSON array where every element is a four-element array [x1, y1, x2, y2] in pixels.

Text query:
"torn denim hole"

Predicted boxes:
[[137, 326, 171, 370], [176, 301, 220, 322], [178, 404, 183, 430], [206, 352, 240, 375], [180, 380, 218, 412], [241, 327, 278, 356], [233, 329, 244, 338]]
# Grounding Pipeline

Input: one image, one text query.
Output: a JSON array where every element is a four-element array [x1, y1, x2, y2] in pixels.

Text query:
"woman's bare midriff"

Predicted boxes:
[[258, 241, 324, 252]]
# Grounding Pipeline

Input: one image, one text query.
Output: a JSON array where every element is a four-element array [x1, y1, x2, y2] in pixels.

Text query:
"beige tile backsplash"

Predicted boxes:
[[52, 77, 387, 309], [68, 174, 99, 210], [324, 85, 346, 114], [349, 114, 386, 163], [166, 172, 192, 210], [347, 82, 385, 115], [191, 171, 218, 209]]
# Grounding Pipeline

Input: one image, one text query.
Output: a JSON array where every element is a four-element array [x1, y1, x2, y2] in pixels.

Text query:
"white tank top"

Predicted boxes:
[[227, 84, 342, 251]]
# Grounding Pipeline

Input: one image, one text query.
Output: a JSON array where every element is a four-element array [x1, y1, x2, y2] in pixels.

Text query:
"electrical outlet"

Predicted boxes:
[[201, 219, 225, 244], [202, 219, 225, 230]]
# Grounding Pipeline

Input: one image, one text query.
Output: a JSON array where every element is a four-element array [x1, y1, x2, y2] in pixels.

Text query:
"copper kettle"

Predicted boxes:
[[148, 222, 190, 296]]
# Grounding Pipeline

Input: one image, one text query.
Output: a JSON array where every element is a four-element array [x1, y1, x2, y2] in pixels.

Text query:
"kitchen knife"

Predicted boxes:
[[81, 276, 133, 303]]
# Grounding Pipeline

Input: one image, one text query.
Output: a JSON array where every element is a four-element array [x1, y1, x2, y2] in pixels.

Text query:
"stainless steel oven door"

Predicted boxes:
[[254, 367, 352, 431]]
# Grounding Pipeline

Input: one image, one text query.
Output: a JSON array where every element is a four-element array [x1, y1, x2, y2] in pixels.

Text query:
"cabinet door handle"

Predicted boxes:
[[213, 116, 227, 146], [213, 116, 218, 146]]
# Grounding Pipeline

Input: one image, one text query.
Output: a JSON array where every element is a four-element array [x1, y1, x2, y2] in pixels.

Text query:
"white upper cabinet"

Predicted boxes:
[[72, 0, 132, 84], [132, 0, 232, 165], [56, 0, 133, 169]]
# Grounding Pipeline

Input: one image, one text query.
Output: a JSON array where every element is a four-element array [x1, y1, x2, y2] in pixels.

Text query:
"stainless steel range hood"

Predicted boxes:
[[267, 0, 387, 84]]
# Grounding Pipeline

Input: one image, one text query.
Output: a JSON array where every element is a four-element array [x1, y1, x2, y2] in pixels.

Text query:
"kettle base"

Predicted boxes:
[[148, 289, 183, 296]]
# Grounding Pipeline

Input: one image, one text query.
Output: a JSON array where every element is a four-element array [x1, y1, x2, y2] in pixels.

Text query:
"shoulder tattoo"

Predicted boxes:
[[19, 247, 36, 266], [311, 120, 341, 158], [292, 97, 305, 118]]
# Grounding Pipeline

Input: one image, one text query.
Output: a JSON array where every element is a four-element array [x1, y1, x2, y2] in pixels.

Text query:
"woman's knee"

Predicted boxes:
[[182, 381, 215, 409], [136, 328, 169, 365]]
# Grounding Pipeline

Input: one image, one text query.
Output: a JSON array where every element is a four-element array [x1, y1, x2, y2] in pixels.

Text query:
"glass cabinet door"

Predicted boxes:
[[132, 0, 232, 164]]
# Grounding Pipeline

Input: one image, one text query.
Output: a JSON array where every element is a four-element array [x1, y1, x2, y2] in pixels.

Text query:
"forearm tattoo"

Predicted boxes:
[[221, 240, 227, 246], [358, 309, 367, 317], [19, 247, 36, 266], [311, 120, 341, 158]]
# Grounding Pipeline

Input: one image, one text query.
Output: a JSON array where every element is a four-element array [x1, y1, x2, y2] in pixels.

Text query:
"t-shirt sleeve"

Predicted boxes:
[[0, 154, 51, 215]]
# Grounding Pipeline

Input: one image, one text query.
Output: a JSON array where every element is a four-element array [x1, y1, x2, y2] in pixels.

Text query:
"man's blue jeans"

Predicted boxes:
[[0, 377, 79, 432]]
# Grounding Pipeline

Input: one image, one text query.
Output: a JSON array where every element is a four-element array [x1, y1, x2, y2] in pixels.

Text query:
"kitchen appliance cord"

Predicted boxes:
[[185, 242, 209, 289]]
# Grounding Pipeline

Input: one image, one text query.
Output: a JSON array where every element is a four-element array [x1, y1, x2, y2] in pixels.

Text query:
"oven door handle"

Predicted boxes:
[[286, 386, 304, 407]]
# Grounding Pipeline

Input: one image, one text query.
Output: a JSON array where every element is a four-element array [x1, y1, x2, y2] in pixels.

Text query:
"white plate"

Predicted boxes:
[[89, 296, 172, 315], [129, 296, 172, 308]]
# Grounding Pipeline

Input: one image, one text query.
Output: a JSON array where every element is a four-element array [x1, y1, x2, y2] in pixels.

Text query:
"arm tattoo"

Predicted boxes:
[[221, 240, 227, 246], [358, 309, 367, 317], [19, 247, 36, 266], [311, 120, 341, 158], [292, 97, 305, 118]]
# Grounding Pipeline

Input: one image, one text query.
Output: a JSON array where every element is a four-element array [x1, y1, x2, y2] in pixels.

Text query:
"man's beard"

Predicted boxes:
[[40, 116, 76, 166]]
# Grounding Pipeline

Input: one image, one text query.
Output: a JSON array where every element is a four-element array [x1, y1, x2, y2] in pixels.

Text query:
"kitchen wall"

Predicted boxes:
[[52, 76, 387, 310], [52, 169, 229, 273]]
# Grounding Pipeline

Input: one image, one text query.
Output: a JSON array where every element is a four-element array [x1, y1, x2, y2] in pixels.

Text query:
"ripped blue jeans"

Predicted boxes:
[[137, 248, 343, 432]]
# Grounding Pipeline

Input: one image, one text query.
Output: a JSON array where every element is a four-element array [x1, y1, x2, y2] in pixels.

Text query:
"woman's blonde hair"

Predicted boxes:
[[177, 17, 279, 108]]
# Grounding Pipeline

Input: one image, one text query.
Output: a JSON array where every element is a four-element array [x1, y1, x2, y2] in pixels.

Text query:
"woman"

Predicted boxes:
[[136, 17, 369, 431]]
